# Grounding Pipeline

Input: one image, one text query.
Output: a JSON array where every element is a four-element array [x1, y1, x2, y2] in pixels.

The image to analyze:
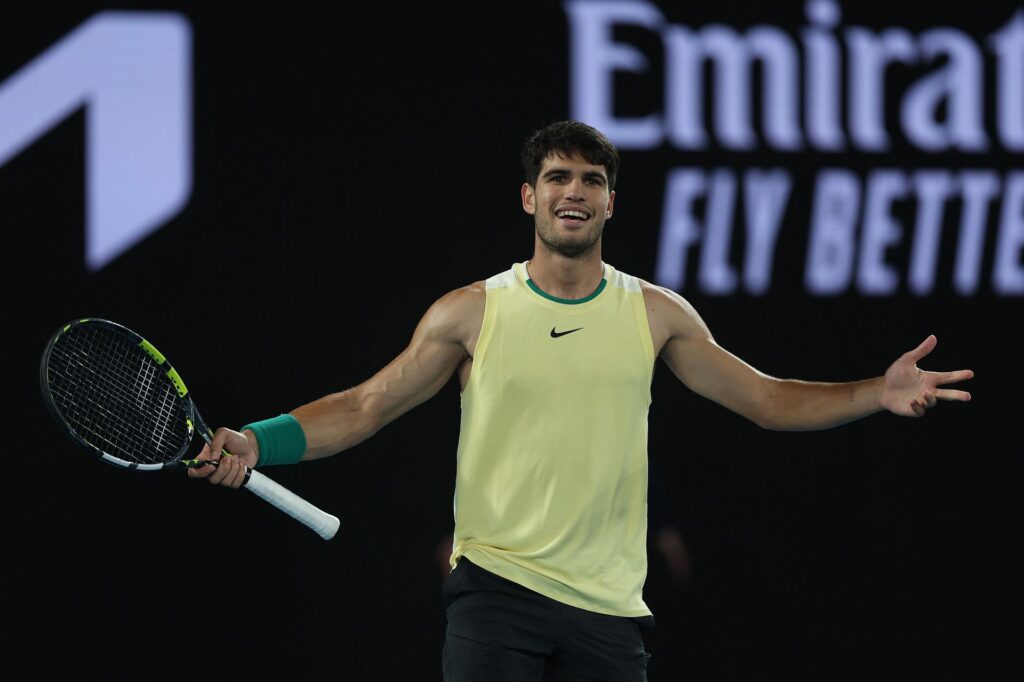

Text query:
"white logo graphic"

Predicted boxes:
[[0, 11, 192, 271], [565, 0, 1024, 296]]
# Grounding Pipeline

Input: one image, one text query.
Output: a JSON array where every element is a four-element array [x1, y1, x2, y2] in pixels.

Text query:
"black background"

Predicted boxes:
[[5, 2, 1020, 679]]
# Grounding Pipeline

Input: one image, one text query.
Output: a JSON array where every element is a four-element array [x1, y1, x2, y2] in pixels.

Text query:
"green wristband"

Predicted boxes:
[[241, 414, 306, 466]]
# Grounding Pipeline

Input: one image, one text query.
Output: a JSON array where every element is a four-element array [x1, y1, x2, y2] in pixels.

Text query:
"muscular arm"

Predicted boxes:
[[288, 283, 483, 459], [644, 285, 970, 431], [191, 283, 483, 486]]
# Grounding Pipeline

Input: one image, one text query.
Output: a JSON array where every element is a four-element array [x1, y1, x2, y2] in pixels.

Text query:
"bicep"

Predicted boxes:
[[662, 335, 770, 418], [357, 290, 475, 428], [656, 289, 772, 424], [361, 334, 463, 426]]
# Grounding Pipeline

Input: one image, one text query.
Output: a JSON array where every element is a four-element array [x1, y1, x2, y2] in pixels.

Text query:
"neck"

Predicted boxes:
[[527, 241, 604, 300]]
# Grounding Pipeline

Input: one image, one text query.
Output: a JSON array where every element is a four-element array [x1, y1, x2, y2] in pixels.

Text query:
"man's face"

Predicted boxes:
[[522, 152, 615, 259]]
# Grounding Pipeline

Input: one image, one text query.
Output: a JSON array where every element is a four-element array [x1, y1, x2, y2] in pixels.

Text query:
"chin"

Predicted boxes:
[[555, 241, 599, 259]]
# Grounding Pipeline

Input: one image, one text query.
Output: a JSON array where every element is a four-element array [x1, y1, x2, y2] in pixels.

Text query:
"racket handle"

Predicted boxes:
[[243, 469, 340, 540]]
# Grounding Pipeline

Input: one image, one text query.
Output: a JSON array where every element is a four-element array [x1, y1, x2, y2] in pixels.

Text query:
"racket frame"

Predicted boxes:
[[40, 318, 340, 540], [40, 318, 207, 472]]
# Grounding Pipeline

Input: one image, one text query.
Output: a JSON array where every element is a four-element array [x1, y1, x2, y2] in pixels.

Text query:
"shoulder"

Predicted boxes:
[[637, 279, 696, 319], [418, 281, 486, 341], [433, 281, 485, 316], [637, 279, 712, 343]]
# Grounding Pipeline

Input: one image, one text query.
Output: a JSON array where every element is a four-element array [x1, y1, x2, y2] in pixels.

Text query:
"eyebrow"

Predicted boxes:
[[541, 168, 607, 183]]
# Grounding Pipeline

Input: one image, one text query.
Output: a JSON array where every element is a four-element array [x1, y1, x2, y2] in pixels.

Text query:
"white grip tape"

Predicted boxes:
[[243, 469, 340, 540]]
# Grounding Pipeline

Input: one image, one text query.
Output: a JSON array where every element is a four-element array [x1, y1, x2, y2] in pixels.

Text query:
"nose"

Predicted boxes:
[[564, 177, 585, 200]]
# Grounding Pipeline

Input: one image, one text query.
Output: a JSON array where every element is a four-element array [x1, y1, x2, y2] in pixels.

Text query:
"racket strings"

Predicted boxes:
[[46, 324, 190, 465]]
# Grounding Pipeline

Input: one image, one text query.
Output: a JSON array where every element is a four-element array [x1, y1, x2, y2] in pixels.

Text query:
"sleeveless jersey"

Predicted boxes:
[[450, 260, 656, 617]]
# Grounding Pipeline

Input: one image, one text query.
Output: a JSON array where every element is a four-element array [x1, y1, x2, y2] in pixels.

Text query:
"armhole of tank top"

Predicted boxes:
[[633, 284, 657, 369], [462, 282, 497, 398]]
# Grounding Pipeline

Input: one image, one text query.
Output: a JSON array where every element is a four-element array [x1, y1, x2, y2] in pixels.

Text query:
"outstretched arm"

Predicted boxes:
[[190, 283, 483, 486], [292, 284, 480, 459], [646, 285, 973, 431]]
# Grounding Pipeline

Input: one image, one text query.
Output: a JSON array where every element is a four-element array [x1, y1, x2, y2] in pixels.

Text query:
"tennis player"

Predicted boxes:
[[191, 121, 973, 681]]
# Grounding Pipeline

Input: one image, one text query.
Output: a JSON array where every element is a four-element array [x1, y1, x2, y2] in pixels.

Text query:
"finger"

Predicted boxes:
[[187, 445, 216, 478], [209, 427, 233, 462], [923, 391, 937, 408], [936, 388, 972, 402], [905, 335, 937, 364], [935, 369, 974, 385], [218, 457, 247, 488], [208, 455, 236, 485], [228, 463, 248, 489]]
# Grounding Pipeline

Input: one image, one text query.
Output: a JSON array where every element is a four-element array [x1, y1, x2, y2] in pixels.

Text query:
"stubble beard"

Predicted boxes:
[[535, 216, 604, 260]]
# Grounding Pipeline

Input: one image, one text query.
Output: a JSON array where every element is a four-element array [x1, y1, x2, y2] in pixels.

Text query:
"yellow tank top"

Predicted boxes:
[[451, 260, 656, 617]]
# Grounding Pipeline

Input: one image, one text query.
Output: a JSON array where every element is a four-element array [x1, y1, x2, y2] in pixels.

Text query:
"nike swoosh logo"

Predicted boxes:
[[550, 326, 583, 338]]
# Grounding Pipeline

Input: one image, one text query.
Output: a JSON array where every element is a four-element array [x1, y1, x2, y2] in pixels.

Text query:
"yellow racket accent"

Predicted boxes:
[[167, 368, 188, 397], [138, 339, 166, 364]]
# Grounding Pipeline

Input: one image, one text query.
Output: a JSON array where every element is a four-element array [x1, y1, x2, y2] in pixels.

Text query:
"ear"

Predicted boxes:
[[521, 182, 536, 215], [605, 190, 615, 220]]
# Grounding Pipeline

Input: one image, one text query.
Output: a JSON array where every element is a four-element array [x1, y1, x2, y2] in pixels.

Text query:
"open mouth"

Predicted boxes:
[[555, 208, 591, 226]]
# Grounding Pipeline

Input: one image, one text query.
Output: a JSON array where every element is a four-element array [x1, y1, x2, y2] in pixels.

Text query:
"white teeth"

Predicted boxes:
[[557, 209, 589, 220]]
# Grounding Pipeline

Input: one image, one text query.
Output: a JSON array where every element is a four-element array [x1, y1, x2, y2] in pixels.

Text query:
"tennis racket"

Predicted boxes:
[[39, 318, 340, 540]]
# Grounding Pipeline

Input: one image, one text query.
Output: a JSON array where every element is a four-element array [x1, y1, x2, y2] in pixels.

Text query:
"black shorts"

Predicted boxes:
[[442, 557, 654, 681]]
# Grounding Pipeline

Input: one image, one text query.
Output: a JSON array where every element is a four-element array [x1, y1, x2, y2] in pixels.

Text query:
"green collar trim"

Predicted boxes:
[[526, 277, 607, 304]]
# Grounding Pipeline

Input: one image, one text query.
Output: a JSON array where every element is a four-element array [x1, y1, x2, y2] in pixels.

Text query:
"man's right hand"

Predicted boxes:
[[187, 427, 260, 488]]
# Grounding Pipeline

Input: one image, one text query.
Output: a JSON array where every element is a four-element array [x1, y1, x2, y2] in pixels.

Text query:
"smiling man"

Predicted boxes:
[[192, 121, 973, 681], [526, 145, 614, 260]]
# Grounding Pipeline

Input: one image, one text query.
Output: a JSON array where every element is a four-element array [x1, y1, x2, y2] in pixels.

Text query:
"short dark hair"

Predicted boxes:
[[521, 120, 620, 191]]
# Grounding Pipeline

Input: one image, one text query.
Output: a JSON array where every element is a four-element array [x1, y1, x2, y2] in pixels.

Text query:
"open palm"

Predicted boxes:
[[879, 335, 973, 417]]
